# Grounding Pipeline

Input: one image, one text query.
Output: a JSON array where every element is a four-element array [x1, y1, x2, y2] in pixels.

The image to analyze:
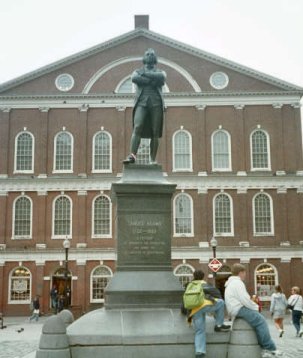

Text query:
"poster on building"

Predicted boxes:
[[13, 279, 28, 293]]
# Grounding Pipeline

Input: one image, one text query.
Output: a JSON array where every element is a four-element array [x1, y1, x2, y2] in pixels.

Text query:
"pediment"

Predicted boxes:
[[0, 28, 301, 96]]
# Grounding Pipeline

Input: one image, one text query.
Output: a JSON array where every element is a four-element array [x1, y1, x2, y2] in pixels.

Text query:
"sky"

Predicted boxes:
[[0, 0, 303, 90]]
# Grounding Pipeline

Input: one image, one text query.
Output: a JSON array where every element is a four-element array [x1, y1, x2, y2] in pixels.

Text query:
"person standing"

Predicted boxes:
[[187, 270, 230, 358], [225, 264, 282, 357], [270, 285, 288, 337], [288, 286, 303, 337], [50, 285, 58, 314], [29, 295, 40, 322]]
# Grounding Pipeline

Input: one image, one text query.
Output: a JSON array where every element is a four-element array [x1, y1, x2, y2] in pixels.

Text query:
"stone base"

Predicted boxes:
[[67, 308, 230, 358], [105, 271, 183, 309]]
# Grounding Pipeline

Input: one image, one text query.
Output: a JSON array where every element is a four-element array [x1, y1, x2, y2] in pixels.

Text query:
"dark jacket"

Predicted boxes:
[[131, 68, 166, 138], [33, 298, 40, 310]]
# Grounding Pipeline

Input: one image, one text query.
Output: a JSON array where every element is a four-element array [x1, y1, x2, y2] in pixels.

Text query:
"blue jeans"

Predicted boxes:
[[292, 310, 302, 334], [237, 307, 276, 351], [192, 299, 225, 354]]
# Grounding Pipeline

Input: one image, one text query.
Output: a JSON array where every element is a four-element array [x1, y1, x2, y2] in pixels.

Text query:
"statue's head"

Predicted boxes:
[[142, 48, 158, 65]]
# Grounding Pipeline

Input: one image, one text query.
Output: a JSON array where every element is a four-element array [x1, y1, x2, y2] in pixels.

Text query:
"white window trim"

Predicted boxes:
[[90, 265, 113, 303], [12, 195, 33, 240], [172, 129, 193, 172], [173, 193, 194, 237], [51, 194, 73, 239], [252, 192, 274, 236], [173, 263, 195, 276], [254, 263, 278, 301], [250, 129, 271, 171], [91, 194, 112, 239], [52, 131, 74, 173], [211, 129, 232, 172], [8, 266, 32, 304], [92, 131, 112, 173], [114, 75, 136, 93], [13, 131, 35, 174], [213, 192, 234, 237]]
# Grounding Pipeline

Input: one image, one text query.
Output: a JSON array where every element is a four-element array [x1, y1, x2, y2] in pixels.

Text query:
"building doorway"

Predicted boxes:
[[215, 265, 231, 298], [51, 267, 72, 307]]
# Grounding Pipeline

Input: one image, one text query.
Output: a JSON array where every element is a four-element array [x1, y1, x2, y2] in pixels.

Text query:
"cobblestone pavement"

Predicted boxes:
[[0, 314, 303, 357]]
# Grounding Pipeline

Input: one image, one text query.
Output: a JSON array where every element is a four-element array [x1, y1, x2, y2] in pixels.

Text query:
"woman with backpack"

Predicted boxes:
[[270, 285, 288, 337], [288, 286, 303, 337]]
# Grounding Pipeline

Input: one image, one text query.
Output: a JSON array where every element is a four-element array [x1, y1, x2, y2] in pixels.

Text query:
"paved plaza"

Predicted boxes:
[[0, 314, 303, 357]]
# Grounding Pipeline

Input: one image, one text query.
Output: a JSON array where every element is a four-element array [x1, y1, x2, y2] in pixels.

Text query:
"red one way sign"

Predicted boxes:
[[208, 258, 223, 273]]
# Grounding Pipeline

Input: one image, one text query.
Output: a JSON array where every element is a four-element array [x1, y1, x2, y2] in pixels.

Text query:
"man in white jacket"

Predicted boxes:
[[225, 264, 283, 358]]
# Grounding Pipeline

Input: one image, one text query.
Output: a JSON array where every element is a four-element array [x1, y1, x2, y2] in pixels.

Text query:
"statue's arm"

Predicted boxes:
[[131, 70, 151, 85], [143, 70, 166, 86]]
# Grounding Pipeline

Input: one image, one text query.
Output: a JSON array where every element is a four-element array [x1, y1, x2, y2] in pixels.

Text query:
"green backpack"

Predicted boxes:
[[183, 280, 205, 310]]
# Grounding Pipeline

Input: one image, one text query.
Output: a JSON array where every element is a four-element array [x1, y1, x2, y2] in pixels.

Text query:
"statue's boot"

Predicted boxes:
[[123, 153, 136, 164]]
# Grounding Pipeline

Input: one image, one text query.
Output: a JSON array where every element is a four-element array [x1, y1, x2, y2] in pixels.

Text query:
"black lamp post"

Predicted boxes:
[[63, 238, 71, 309], [210, 237, 218, 286]]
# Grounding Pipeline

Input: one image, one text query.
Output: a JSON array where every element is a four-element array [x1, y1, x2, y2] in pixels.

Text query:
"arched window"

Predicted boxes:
[[255, 263, 278, 300], [52, 195, 72, 238], [9, 266, 31, 303], [173, 193, 194, 236], [92, 131, 112, 172], [174, 264, 194, 288], [251, 129, 271, 170], [136, 138, 150, 164], [90, 265, 113, 303], [212, 130, 231, 171], [173, 130, 192, 171], [14, 132, 34, 172], [92, 195, 112, 238], [213, 193, 234, 236], [13, 196, 32, 239], [53, 132, 73, 172], [253, 193, 274, 235]]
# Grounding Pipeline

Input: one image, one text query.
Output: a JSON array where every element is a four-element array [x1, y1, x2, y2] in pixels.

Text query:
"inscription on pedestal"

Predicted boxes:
[[118, 213, 170, 268]]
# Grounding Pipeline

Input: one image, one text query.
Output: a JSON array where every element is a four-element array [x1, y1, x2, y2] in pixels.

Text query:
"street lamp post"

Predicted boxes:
[[63, 238, 71, 309], [210, 237, 218, 286]]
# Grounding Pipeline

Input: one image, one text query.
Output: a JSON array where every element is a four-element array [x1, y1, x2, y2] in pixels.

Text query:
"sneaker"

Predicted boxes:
[[214, 324, 231, 332], [279, 329, 284, 337], [195, 354, 206, 358], [123, 154, 136, 164], [299, 331, 303, 338]]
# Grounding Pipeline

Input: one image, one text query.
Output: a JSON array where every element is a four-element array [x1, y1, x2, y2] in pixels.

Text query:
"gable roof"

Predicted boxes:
[[0, 27, 302, 94]]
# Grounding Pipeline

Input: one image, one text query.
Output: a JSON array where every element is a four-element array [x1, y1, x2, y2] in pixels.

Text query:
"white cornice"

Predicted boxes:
[[0, 246, 302, 265], [0, 174, 303, 192], [0, 92, 301, 110]]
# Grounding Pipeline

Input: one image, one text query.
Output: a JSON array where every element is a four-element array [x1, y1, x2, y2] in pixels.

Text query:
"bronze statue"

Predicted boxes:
[[123, 48, 166, 164]]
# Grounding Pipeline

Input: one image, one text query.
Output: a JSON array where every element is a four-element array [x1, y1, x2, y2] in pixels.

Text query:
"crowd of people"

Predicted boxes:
[[183, 263, 303, 358]]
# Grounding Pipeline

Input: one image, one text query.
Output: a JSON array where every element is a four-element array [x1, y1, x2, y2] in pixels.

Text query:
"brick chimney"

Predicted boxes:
[[134, 15, 149, 30]]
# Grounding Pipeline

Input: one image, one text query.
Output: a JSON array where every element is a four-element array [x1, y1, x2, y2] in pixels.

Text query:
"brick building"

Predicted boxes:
[[0, 16, 303, 315]]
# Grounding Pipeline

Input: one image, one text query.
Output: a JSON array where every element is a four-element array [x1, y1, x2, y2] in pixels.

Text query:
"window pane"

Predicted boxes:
[[54, 197, 71, 236], [252, 130, 269, 169], [94, 132, 111, 171], [117, 78, 134, 93], [174, 131, 191, 170], [256, 264, 276, 298], [136, 138, 150, 164], [254, 194, 272, 234], [215, 194, 232, 234], [94, 196, 110, 236], [10, 267, 31, 302], [16, 133, 33, 171], [174, 194, 192, 234], [213, 131, 230, 170], [174, 265, 194, 288], [91, 266, 112, 301], [14, 197, 31, 237], [55, 133, 72, 171]]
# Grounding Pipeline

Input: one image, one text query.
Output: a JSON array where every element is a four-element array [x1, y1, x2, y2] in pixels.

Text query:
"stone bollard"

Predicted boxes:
[[36, 315, 71, 358], [58, 309, 74, 328], [227, 318, 261, 358]]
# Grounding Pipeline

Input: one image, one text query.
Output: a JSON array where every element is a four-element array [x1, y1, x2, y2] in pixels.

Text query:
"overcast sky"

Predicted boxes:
[[0, 0, 303, 89]]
